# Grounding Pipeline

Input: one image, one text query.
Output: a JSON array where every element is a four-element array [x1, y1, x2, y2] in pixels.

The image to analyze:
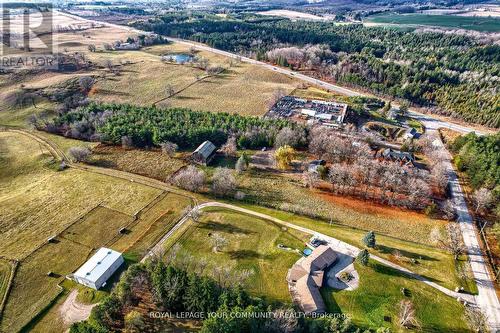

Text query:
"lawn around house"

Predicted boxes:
[[232, 203, 477, 294], [165, 205, 471, 332], [321, 261, 471, 332], [167, 207, 310, 303]]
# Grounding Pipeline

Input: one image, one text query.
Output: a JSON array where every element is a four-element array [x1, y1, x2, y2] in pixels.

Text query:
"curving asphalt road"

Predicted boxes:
[[146, 201, 475, 304], [9, 127, 497, 328], [59, 11, 489, 136], [427, 127, 500, 331]]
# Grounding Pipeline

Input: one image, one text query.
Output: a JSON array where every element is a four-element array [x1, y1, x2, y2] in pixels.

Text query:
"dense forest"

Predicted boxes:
[[451, 132, 499, 215], [451, 132, 500, 191], [46, 103, 293, 149], [133, 12, 500, 128], [70, 260, 371, 333]]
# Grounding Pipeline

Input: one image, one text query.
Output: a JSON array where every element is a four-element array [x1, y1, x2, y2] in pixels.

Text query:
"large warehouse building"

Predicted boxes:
[[73, 247, 124, 290]]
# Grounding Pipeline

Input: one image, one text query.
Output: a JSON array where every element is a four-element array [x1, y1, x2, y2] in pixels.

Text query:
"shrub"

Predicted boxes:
[[357, 249, 369, 266], [68, 147, 91, 162]]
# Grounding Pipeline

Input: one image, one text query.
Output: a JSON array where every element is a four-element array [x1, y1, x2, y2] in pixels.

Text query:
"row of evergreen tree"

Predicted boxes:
[[133, 12, 499, 127]]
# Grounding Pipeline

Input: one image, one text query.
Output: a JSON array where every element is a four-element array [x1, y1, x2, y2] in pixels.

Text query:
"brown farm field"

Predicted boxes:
[[90, 144, 186, 181], [89, 43, 299, 115], [0, 259, 14, 313], [0, 131, 193, 332]]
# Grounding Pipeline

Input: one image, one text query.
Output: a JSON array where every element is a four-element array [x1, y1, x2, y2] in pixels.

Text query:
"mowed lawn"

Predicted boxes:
[[235, 203, 476, 294], [322, 261, 470, 332], [170, 208, 309, 303]]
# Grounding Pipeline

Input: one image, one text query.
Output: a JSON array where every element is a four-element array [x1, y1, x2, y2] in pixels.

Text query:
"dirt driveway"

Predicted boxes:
[[59, 290, 95, 326]]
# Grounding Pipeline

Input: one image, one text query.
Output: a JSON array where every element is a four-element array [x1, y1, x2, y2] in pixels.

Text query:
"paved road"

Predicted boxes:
[[145, 201, 475, 303], [427, 127, 500, 331], [9, 128, 493, 325], [59, 11, 489, 136]]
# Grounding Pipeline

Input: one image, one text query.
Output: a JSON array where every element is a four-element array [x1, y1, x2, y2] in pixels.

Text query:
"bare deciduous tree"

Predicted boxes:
[[221, 136, 237, 157], [431, 223, 466, 260], [160, 141, 178, 157], [165, 84, 175, 98], [274, 127, 305, 148], [398, 300, 420, 329], [473, 188, 493, 213], [210, 233, 228, 253], [68, 146, 91, 162], [172, 165, 206, 192], [189, 206, 202, 222], [441, 199, 456, 221], [212, 167, 237, 196], [78, 76, 94, 94], [302, 170, 319, 189]]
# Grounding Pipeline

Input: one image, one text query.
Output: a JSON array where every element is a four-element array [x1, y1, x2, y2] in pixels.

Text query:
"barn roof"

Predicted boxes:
[[193, 140, 217, 159], [74, 247, 122, 283]]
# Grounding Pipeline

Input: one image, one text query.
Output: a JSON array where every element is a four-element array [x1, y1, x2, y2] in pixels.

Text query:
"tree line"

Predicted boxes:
[[133, 12, 499, 127], [70, 258, 387, 333], [450, 132, 500, 218], [45, 103, 297, 149]]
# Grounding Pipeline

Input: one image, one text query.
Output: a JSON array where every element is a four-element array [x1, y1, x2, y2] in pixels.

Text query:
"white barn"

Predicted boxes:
[[73, 248, 124, 290]]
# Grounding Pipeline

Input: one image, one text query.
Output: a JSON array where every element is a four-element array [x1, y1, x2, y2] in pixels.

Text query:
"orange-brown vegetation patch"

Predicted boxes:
[[439, 127, 462, 145], [315, 190, 445, 228]]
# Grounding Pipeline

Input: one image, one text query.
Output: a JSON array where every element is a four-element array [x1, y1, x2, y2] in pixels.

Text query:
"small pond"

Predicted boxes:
[[162, 53, 194, 64]]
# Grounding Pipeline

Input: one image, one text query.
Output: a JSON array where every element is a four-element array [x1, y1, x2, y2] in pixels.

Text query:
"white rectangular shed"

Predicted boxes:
[[73, 247, 124, 290]]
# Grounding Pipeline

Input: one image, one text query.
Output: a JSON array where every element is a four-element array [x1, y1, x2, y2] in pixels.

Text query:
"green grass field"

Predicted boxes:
[[234, 203, 477, 294], [322, 261, 470, 332], [167, 206, 470, 332], [366, 13, 500, 32], [169, 207, 309, 303]]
